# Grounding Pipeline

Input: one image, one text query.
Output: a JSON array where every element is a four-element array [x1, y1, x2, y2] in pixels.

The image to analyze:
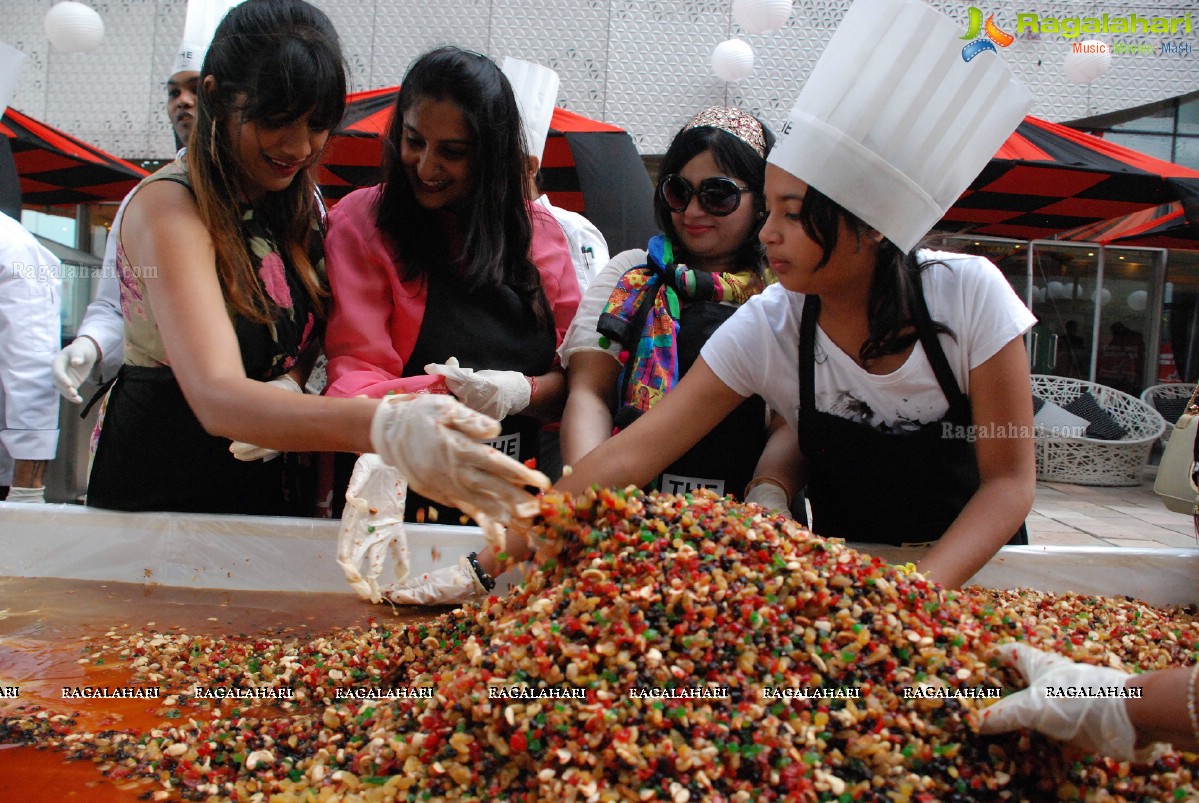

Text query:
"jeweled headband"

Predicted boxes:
[[682, 106, 767, 158]]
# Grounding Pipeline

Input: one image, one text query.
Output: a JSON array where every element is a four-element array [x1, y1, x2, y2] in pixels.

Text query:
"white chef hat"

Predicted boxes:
[[172, 0, 245, 77], [768, 0, 1033, 252], [500, 57, 561, 163]]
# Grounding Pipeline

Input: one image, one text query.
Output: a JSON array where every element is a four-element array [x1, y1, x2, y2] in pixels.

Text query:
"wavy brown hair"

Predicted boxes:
[[187, 0, 346, 323]]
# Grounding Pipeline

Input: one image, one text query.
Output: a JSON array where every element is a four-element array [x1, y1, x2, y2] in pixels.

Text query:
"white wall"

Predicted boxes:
[[5, 0, 1199, 160]]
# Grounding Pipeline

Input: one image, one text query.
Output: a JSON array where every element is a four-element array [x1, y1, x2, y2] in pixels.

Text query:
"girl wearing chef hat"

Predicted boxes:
[[87, 1, 546, 535], [559, 0, 1038, 589]]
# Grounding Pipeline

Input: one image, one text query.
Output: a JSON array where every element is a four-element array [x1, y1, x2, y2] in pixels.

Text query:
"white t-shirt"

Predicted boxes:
[[702, 250, 1036, 435]]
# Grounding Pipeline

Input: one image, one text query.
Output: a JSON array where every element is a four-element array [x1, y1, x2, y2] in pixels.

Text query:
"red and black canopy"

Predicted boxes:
[[1059, 201, 1199, 250], [1, 107, 149, 206], [317, 87, 657, 253], [939, 116, 1199, 241]]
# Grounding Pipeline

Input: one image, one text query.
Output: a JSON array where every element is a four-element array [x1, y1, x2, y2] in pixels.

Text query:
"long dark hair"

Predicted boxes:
[[797, 185, 952, 365], [189, 0, 346, 323], [374, 46, 550, 326], [654, 119, 774, 275]]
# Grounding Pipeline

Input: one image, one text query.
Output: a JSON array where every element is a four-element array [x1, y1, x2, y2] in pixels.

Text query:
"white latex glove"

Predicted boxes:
[[6, 487, 46, 504], [424, 356, 532, 420], [52, 338, 99, 404], [382, 556, 485, 606], [745, 480, 792, 517], [370, 393, 549, 549], [337, 453, 410, 603], [978, 642, 1165, 762], [228, 374, 305, 461]]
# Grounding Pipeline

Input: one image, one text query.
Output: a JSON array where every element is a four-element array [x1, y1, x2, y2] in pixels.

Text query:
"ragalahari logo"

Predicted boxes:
[[960, 7, 1015, 62]]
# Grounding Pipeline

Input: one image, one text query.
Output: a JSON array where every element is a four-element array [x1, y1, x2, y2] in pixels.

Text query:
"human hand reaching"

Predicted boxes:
[[978, 642, 1165, 762], [370, 393, 549, 549], [424, 356, 532, 420]]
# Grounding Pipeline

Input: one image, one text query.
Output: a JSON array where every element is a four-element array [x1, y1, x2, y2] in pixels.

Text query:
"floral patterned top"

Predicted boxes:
[[115, 157, 325, 380]]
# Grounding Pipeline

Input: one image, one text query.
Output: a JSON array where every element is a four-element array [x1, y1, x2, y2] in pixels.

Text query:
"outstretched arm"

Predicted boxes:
[[122, 179, 379, 453], [556, 357, 747, 496], [559, 350, 622, 466], [918, 337, 1035, 587]]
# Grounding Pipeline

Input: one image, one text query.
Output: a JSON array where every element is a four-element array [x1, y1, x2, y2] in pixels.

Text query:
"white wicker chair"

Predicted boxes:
[[1031, 375, 1165, 487], [1139, 383, 1196, 445]]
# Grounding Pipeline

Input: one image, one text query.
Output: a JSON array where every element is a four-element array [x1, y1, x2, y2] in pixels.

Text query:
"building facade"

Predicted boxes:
[[4, 1, 1198, 161]]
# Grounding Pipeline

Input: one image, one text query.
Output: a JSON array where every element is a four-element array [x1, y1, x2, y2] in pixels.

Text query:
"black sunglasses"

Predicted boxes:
[[658, 174, 751, 217]]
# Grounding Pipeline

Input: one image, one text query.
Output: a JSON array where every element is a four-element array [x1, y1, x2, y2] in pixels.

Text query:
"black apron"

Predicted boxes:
[[634, 301, 768, 500], [798, 288, 1027, 546], [86, 167, 322, 517], [399, 268, 555, 524], [87, 366, 312, 516]]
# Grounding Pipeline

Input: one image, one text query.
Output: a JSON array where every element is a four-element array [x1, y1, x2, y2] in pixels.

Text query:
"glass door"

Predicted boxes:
[[1028, 243, 1102, 381], [1095, 248, 1164, 395]]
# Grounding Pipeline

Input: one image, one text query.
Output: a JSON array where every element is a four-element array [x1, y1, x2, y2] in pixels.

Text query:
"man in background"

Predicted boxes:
[[0, 210, 61, 502]]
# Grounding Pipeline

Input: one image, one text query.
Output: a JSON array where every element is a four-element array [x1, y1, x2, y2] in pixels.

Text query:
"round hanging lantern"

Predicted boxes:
[[733, 0, 793, 35], [712, 39, 754, 82], [1126, 290, 1148, 311], [1047, 280, 1066, 300], [44, 2, 105, 53], [1063, 41, 1111, 84], [1091, 288, 1112, 307]]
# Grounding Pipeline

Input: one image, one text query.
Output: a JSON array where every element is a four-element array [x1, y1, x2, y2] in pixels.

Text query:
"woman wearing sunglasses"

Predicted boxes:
[[557, 106, 796, 506]]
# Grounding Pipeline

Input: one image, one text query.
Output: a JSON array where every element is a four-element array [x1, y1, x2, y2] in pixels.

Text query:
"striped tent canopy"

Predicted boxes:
[[938, 116, 1199, 241], [317, 87, 657, 253], [0, 107, 149, 206], [1059, 201, 1199, 250]]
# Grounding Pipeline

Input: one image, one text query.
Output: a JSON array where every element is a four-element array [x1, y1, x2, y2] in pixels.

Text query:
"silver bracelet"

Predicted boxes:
[[1187, 663, 1199, 744]]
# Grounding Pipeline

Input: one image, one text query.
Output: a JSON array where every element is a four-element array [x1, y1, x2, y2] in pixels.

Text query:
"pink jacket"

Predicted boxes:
[[323, 185, 581, 399]]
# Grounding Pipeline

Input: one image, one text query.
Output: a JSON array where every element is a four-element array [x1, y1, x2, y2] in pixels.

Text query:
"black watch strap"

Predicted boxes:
[[466, 552, 496, 591]]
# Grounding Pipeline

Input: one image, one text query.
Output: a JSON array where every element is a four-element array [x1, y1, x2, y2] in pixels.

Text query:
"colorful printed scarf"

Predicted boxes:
[[597, 235, 762, 425]]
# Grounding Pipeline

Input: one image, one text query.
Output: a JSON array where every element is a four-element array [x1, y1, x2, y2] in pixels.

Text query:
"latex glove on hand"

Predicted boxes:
[[52, 337, 99, 404], [978, 642, 1166, 762], [744, 479, 792, 518], [5, 487, 46, 503], [228, 374, 304, 461], [370, 394, 550, 549], [337, 453, 410, 603], [383, 555, 489, 606], [424, 356, 532, 420]]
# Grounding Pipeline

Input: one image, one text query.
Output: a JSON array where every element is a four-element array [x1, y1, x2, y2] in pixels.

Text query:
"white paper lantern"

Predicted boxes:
[[1091, 288, 1112, 306], [1047, 281, 1066, 300], [1127, 290, 1148, 311], [1031, 286, 1046, 303], [1063, 41, 1111, 85], [733, 0, 793, 35], [44, 2, 105, 53], [711, 39, 754, 82]]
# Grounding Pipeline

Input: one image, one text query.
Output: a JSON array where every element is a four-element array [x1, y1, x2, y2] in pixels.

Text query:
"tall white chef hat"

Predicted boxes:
[[501, 56, 561, 163], [768, 0, 1033, 252], [172, 0, 245, 76]]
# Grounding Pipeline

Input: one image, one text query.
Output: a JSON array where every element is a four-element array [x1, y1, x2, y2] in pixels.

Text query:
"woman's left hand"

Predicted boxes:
[[425, 357, 532, 419]]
